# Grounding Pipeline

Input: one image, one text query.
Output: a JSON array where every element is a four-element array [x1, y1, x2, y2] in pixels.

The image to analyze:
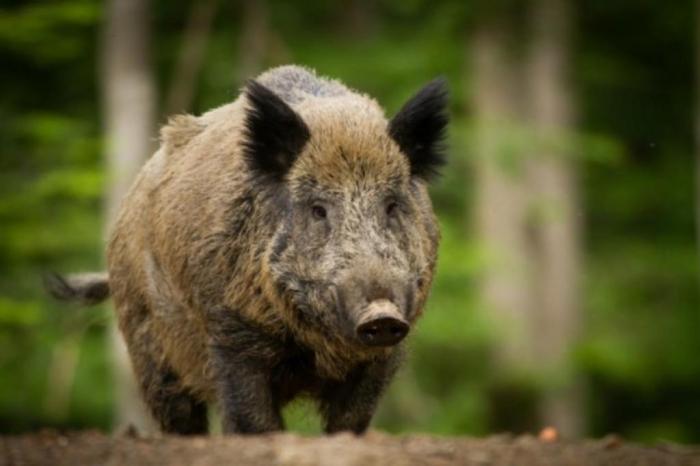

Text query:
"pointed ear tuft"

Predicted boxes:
[[389, 78, 449, 181], [243, 80, 310, 181]]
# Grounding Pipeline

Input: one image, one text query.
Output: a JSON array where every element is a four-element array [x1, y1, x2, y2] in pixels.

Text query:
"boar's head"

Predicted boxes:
[[244, 79, 448, 350]]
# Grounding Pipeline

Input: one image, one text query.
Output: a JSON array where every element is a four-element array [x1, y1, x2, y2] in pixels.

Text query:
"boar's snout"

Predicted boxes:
[[355, 300, 409, 347]]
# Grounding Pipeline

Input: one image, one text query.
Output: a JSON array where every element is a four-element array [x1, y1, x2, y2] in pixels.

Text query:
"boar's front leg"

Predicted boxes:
[[207, 308, 284, 434], [211, 348, 284, 433], [320, 348, 403, 434]]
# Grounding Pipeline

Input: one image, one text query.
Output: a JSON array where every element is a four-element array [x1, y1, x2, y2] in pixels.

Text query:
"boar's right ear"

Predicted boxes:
[[389, 78, 449, 181], [242, 80, 311, 181]]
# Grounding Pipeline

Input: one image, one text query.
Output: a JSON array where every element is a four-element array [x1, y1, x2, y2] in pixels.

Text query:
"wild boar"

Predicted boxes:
[[48, 65, 448, 435]]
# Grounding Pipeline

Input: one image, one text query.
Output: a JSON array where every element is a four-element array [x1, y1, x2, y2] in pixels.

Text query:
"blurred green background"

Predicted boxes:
[[1, 0, 699, 443]]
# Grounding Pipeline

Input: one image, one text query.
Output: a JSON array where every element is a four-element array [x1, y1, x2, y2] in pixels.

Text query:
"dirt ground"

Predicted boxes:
[[2, 430, 699, 466]]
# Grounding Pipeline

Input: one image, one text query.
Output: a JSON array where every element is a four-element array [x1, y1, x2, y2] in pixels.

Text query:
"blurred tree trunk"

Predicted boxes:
[[43, 329, 83, 421], [339, 0, 377, 39], [236, 0, 269, 85], [471, 15, 536, 400], [527, 0, 584, 437], [696, 0, 700, 281], [165, 0, 219, 115], [101, 0, 157, 433]]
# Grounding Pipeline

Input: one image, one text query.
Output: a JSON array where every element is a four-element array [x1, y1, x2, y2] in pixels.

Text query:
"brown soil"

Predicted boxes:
[[2, 430, 699, 466]]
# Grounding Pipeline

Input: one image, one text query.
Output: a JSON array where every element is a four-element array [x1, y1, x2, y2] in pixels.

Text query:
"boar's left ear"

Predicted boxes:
[[389, 78, 449, 181], [243, 80, 311, 181]]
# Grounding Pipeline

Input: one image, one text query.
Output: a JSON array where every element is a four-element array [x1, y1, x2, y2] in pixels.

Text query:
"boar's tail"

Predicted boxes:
[[44, 272, 110, 306]]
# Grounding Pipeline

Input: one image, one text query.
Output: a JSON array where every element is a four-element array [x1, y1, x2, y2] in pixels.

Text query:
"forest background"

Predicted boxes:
[[0, 0, 698, 443]]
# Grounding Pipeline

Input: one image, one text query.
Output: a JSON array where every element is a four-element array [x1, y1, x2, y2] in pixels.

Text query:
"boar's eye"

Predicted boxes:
[[386, 201, 399, 218], [311, 205, 327, 220]]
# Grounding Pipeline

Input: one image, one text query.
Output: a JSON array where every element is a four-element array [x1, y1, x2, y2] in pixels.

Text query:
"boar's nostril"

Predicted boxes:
[[356, 316, 409, 347]]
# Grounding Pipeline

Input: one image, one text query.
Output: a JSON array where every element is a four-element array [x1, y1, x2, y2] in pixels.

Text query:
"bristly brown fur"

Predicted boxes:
[[160, 114, 205, 155], [66, 65, 448, 435]]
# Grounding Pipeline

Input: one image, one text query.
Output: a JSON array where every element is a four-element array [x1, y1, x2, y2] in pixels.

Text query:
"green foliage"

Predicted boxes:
[[0, 0, 698, 443], [0, 1, 99, 63]]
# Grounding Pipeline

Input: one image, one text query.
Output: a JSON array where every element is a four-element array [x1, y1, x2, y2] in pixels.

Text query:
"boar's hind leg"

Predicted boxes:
[[127, 323, 208, 435], [320, 351, 403, 434], [139, 362, 209, 435], [207, 308, 284, 434]]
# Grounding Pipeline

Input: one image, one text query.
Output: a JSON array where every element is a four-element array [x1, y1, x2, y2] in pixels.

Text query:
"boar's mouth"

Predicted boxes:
[[286, 282, 354, 338], [286, 282, 410, 348]]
